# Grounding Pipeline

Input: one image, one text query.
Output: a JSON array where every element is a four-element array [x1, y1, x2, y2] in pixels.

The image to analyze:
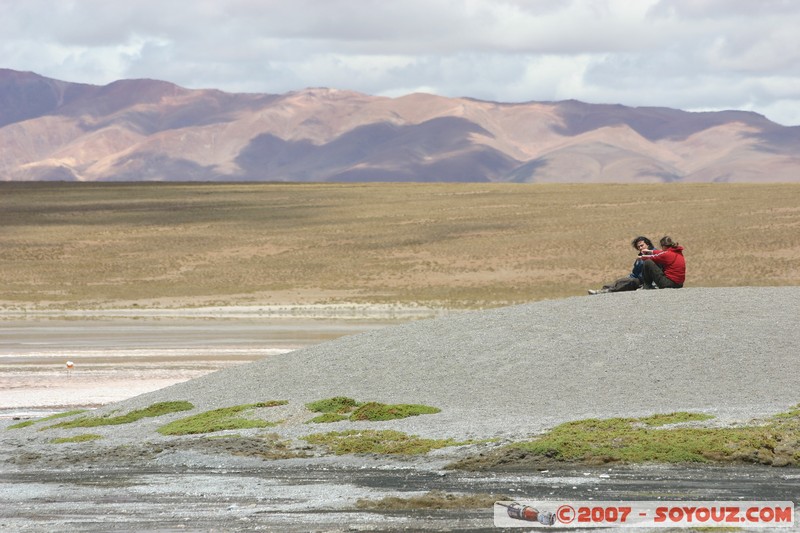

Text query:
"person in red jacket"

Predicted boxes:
[[640, 236, 685, 289]]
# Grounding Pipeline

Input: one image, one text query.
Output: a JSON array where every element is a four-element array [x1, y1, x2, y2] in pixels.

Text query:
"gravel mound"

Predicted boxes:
[[90, 287, 799, 443]]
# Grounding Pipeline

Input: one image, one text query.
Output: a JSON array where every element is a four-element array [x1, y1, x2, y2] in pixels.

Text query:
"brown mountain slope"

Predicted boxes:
[[1, 69, 798, 182]]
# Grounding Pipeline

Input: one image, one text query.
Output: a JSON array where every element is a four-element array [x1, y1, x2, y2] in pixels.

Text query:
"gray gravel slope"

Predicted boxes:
[[105, 287, 800, 441]]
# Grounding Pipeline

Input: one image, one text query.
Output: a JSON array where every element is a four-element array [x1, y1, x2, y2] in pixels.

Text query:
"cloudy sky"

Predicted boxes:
[[2, 0, 799, 125]]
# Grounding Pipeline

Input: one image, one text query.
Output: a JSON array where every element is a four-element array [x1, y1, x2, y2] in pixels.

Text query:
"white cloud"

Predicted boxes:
[[1, 0, 800, 125]]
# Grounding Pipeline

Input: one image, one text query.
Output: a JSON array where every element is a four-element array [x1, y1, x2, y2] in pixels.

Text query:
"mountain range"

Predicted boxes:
[[2, 68, 798, 182]]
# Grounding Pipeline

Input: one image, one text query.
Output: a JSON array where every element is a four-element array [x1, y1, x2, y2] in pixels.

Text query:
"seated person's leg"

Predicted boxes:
[[642, 260, 669, 288]]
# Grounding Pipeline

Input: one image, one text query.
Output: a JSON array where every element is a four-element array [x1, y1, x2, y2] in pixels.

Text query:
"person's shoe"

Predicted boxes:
[[588, 288, 608, 295]]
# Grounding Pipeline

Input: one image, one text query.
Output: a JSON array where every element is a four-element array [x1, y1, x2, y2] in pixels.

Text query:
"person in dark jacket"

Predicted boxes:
[[640, 236, 685, 289], [588, 236, 656, 294]]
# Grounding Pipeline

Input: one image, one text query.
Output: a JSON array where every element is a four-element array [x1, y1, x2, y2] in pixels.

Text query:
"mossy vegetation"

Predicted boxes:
[[634, 412, 715, 426], [157, 401, 288, 436], [306, 396, 360, 414], [302, 429, 466, 455], [47, 402, 194, 430], [7, 410, 87, 430], [451, 407, 800, 470], [305, 397, 441, 423], [308, 413, 350, 424], [50, 433, 103, 444], [350, 402, 441, 421], [356, 490, 509, 510]]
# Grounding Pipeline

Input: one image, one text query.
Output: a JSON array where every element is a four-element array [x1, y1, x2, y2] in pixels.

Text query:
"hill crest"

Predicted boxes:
[[1, 69, 798, 182]]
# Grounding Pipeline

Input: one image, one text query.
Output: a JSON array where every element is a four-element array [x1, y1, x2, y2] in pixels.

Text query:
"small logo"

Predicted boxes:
[[556, 504, 576, 524], [494, 500, 794, 528], [497, 501, 556, 525]]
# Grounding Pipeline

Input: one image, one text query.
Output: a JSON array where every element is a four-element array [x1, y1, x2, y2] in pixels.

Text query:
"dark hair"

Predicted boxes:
[[659, 235, 679, 249], [631, 236, 654, 250]]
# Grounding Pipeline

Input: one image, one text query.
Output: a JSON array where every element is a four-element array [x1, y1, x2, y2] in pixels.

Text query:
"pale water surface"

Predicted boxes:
[[0, 317, 395, 417]]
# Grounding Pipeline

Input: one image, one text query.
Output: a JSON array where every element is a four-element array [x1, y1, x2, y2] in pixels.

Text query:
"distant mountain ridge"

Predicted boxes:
[[1, 68, 798, 182]]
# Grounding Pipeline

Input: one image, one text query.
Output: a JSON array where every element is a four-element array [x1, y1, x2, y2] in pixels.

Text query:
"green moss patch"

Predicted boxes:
[[308, 413, 350, 424], [303, 429, 465, 455], [47, 402, 194, 430], [350, 402, 441, 421], [452, 408, 800, 470], [157, 401, 288, 436], [305, 397, 441, 423], [306, 397, 360, 413], [7, 410, 87, 430], [772, 404, 800, 420], [635, 412, 715, 426], [356, 490, 509, 510], [50, 433, 103, 444]]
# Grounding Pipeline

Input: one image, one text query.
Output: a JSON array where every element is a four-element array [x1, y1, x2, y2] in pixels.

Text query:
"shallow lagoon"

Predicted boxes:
[[0, 314, 401, 417]]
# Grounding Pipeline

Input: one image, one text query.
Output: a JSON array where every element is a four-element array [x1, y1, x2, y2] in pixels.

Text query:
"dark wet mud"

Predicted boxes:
[[2, 459, 797, 532]]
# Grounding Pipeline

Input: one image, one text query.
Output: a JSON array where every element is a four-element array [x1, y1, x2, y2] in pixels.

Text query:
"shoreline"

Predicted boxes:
[[0, 309, 427, 419], [0, 303, 452, 321]]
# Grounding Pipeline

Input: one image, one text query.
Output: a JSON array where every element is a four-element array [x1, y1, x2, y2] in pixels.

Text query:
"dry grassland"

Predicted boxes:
[[1, 182, 798, 309]]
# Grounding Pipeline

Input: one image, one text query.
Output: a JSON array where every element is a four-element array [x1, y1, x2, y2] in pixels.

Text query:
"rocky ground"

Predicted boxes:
[[2, 287, 798, 531]]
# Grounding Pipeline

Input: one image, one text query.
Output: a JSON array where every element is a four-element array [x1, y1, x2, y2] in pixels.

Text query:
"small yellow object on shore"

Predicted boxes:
[[65, 361, 74, 370]]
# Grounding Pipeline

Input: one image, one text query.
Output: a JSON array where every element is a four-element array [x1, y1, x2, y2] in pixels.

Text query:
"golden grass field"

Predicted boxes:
[[1, 182, 798, 309]]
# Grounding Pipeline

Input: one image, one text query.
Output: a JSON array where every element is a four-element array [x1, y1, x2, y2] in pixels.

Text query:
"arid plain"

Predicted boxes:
[[2, 182, 799, 310]]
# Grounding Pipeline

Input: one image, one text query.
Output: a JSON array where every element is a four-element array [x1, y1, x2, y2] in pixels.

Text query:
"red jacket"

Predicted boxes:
[[643, 246, 685, 284]]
